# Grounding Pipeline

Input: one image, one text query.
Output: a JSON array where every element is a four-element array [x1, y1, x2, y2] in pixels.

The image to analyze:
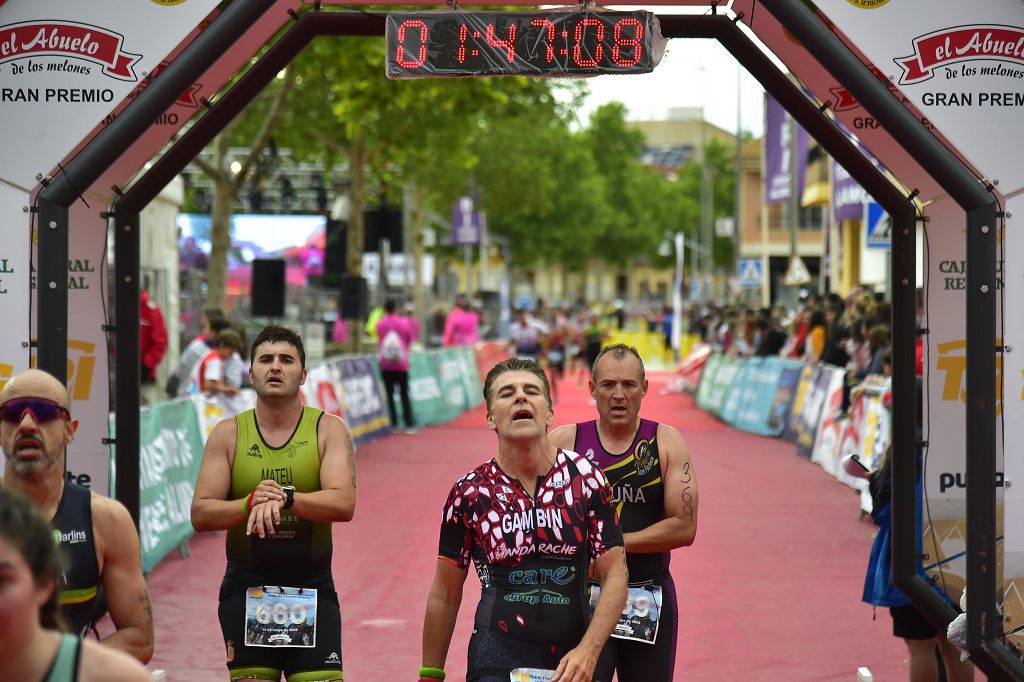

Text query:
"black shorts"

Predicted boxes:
[[466, 627, 612, 682], [594, 576, 678, 682], [890, 604, 938, 640], [218, 582, 343, 681]]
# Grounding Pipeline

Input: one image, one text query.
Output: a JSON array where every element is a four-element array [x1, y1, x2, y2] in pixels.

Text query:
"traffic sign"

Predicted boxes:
[[782, 254, 812, 286], [738, 258, 764, 289], [865, 201, 891, 250], [451, 196, 481, 246]]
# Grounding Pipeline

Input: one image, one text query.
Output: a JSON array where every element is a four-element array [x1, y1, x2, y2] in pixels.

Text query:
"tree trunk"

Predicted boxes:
[[346, 138, 366, 276], [206, 171, 235, 310], [412, 183, 427, 341]]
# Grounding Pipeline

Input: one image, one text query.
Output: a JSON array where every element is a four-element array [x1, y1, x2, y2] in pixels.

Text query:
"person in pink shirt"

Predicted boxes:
[[442, 295, 480, 347], [377, 299, 418, 431]]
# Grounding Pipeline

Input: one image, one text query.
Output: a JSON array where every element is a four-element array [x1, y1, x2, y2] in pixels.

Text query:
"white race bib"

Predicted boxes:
[[243, 586, 317, 648], [589, 583, 662, 644], [510, 669, 556, 682]]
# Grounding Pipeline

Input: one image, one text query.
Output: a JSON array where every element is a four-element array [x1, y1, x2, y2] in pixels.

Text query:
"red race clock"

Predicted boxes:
[[385, 10, 664, 79]]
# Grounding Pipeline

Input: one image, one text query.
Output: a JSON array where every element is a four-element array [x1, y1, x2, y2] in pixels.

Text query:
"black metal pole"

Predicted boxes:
[[113, 209, 141, 527], [36, 197, 70, 385]]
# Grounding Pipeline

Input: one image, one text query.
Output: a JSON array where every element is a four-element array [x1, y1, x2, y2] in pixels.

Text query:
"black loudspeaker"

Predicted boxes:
[[339, 276, 367, 321], [323, 219, 347, 288], [251, 259, 286, 318], [363, 208, 403, 252]]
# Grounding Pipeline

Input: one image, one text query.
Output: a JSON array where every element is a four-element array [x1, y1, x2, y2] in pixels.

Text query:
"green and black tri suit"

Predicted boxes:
[[217, 406, 343, 680]]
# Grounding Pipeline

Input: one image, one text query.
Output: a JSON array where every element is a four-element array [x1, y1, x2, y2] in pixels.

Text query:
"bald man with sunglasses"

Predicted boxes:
[[0, 369, 154, 664]]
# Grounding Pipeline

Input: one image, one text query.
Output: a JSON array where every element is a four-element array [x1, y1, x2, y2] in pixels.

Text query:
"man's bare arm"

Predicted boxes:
[[422, 559, 468, 670], [622, 424, 698, 552], [290, 414, 356, 522], [547, 424, 578, 452], [92, 496, 154, 663], [191, 418, 250, 532], [554, 546, 628, 682]]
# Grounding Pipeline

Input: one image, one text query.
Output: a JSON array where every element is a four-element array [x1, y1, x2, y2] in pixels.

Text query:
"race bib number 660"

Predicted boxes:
[[244, 586, 317, 648]]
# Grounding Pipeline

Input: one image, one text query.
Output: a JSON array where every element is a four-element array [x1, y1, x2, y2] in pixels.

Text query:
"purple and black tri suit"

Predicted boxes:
[[438, 450, 623, 681], [575, 418, 680, 682]]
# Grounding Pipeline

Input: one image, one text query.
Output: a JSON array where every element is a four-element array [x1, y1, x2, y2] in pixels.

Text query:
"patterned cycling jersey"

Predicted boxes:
[[438, 449, 623, 646]]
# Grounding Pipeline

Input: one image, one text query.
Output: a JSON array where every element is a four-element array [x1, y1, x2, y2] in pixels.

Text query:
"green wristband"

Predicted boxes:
[[418, 667, 446, 680]]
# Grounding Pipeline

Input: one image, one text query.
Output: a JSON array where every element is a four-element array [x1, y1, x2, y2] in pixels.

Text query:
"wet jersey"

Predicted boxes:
[[225, 406, 332, 585], [575, 419, 669, 581], [438, 450, 623, 646], [52, 482, 100, 637]]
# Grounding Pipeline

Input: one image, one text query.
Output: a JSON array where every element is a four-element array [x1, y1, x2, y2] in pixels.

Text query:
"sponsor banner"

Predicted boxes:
[[808, 368, 851, 474], [732, 0, 945, 203], [404, 352, 456, 427], [454, 346, 483, 409], [0, 183, 31, 388], [437, 349, 469, 416], [764, 94, 797, 204], [335, 356, 390, 447], [1004, 195, 1024, 551], [704, 356, 744, 416], [782, 365, 815, 444], [832, 160, 868, 222], [676, 344, 712, 393], [0, 0, 221, 190], [792, 366, 838, 458], [190, 390, 256, 439], [694, 352, 722, 411], [768, 361, 804, 436], [137, 398, 204, 574], [474, 342, 510, 387], [721, 357, 793, 437], [814, 0, 1024, 195], [301, 362, 345, 420]]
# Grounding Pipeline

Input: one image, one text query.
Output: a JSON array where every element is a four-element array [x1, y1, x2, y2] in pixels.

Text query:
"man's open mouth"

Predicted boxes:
[[512, 409, 533, 421]]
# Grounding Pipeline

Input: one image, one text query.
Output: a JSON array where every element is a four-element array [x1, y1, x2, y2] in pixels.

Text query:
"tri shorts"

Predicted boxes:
[[594, 575, 678, 682], [218, 582, 343, 682], [466, 627, 611, 682], [890, 604, 939, 641]]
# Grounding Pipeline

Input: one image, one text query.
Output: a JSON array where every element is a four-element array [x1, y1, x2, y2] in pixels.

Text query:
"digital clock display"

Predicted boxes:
[[385, 10, 664, 79]]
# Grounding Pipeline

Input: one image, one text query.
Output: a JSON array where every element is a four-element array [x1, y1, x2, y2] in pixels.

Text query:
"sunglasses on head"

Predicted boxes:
[[0, 397, 70, 424]]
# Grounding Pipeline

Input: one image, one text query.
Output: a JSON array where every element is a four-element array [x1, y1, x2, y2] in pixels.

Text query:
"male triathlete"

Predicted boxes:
[[0, 368, 154, 663], [191, 325, 357, 682], [549, 343, 699, 682], [420, 357, 628, 682]]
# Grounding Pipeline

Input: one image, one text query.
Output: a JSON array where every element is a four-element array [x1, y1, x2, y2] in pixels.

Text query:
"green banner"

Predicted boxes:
[[456, 346, 483, 408], [403, 352, 458, 427], [137, 399, 205, 574], [695, 353, 723, 411], [437, 349, 469, 416]]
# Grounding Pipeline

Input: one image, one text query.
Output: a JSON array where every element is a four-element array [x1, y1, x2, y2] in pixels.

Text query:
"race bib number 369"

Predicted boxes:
[[244, 586, 317, 648], [590, 583, 662, 644]]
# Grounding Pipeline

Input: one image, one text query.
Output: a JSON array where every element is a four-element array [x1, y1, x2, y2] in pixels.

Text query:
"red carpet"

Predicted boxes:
[[128, 370, 911, 681]]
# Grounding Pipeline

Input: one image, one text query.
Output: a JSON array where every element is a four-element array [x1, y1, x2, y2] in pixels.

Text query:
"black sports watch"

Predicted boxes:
[[282, 485, 295, 510]]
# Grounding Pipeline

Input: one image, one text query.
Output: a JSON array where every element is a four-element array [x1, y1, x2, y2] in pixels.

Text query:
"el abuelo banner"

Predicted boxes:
[[0, 0, 221, 190], [0, 184, 31, 390], [814, 0, 1024, 196]]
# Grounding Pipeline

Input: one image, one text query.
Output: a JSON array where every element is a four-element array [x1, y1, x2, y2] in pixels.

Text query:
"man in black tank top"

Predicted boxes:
[[550, 344, 700, 682], [0, 369, 154, 664]]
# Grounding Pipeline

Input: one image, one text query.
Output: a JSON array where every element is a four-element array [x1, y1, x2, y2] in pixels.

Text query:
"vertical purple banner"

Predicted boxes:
[[764, 94, 791, 204], [796, 124, 810, 201], [832, 160, 867, 222], [451, 196, 481, 246]]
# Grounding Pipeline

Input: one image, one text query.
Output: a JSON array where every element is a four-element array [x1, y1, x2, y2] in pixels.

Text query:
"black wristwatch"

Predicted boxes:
[[282, 485, 295, 510]]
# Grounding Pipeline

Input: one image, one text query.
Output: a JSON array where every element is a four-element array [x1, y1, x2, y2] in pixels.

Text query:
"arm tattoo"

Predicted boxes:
[[139, 592, 155, 643], [346, 433, 357, 488], [680, 463, 694, 521]]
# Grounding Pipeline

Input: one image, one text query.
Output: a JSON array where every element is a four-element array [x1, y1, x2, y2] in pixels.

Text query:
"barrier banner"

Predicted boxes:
[[702, 356, 743, 416], [792, 366, 840, 458], [694, 353, 723, 412], [336, 356, 390, 447], [835, 387, 890, 513], [783, 365, 815, 444], [767, 361, 805, 435], [301, 362, 345, 419], [437, 349, 469, 416], [473, 342, 509, 389], [676, 345, 712, 393], [137, 399, 204, 574], [401, 352, 453, 427], [455, 346, 482, 409], [723, 357, 805, 437], [809, 367, 851, 475]]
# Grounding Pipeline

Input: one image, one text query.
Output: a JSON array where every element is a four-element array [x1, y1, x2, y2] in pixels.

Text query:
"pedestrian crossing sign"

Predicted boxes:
[[865, 201, 891, 250], [738, 259, 764, 289], [783, 254, 812, 286]]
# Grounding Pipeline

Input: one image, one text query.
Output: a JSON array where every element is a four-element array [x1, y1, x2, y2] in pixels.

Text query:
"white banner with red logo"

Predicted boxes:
[[0, 0, 220, 191], [1003, 195, 1024, 551], [813, 0, 1024, 197], [0, 184, 31, 391]]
